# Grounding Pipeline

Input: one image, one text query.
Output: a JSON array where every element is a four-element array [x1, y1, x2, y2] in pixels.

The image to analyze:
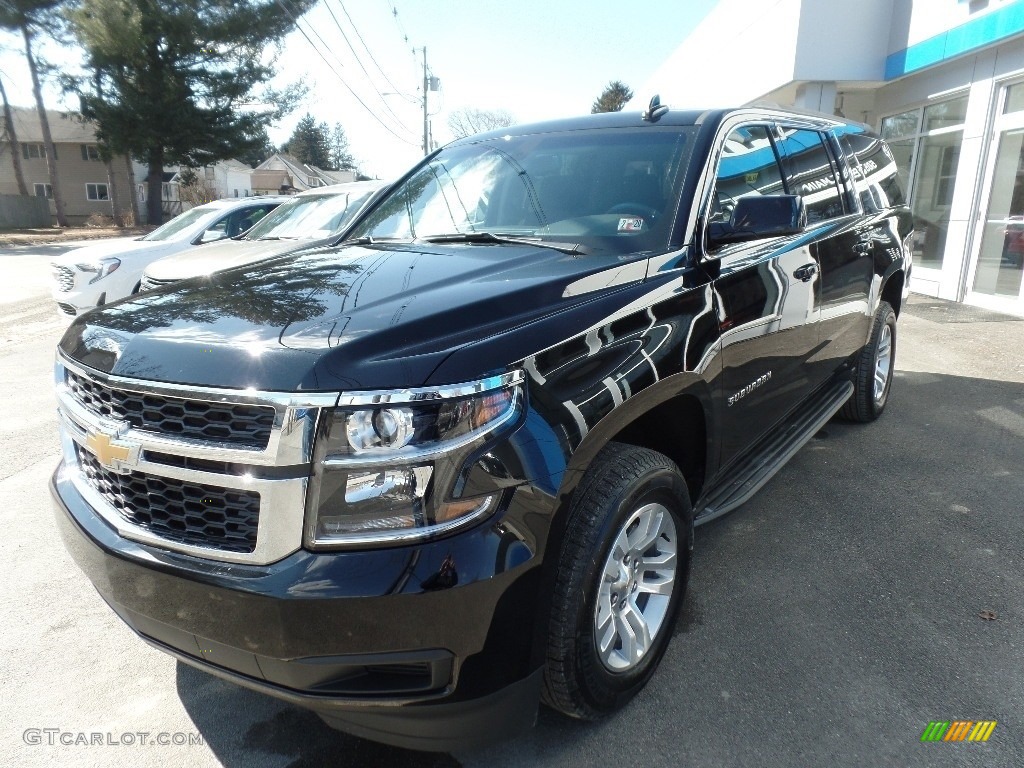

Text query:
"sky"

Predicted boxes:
[[0, 0, 716, 181]]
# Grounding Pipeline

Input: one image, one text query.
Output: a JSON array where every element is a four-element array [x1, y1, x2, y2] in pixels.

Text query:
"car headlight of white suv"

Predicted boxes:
[[76, 257, 121, 285]]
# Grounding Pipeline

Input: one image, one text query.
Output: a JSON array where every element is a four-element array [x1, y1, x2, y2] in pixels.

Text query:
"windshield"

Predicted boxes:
[[244, 191, 373, 240], [141, 205, 220, 242], [351, 127, 696, 256]]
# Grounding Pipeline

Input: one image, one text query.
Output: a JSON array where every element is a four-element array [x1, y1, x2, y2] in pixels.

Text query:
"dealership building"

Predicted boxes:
[[637, 0, 1024, 316]]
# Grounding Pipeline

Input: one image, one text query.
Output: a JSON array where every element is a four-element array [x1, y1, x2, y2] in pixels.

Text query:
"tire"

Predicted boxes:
[[841, 300, 896, 422], [541, 442, 693, 720]]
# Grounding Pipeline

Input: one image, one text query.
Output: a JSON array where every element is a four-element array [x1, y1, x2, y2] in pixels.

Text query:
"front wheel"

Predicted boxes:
[[841, 300, 896, 422], [542, 443, 692, 720]]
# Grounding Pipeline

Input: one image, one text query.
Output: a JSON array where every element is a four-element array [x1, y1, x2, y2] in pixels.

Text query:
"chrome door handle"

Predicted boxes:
[[793, 263, 818, 282]]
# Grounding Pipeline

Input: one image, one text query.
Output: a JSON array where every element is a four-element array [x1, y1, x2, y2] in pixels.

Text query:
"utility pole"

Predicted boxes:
[[422, 46, 429, 156]]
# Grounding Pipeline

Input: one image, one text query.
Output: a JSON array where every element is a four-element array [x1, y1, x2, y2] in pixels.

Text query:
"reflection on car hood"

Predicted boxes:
[[144, 238, 322, 281], [50, 237, 172, 266], [60, 241, 648, 392]]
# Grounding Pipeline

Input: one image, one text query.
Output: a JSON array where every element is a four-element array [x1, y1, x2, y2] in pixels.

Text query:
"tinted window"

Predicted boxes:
[[777, 129, 844, 224], [710, 125, 786, 224], [839, 130, 907, 212]]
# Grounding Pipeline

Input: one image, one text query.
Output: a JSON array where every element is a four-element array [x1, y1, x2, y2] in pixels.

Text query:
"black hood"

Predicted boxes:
[[60, 241, 648, 391]]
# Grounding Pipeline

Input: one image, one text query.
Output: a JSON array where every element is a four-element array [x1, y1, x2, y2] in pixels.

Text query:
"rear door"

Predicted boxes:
[[774, 126, 873, 383], [707, 123, 822, 467]]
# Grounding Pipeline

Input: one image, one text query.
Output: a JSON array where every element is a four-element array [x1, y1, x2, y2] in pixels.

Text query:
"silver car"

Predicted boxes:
[[139, 180, 389, 290]]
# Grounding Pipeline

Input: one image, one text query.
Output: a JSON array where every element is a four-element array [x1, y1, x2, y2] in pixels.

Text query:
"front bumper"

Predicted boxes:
[[51, 465, 551, 751]]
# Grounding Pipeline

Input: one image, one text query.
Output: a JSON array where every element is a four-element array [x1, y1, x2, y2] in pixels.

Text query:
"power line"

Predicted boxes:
[[384, 1, 418, 60], [321, 0, 417, 131], [275, 0, 419, 146], [337, 0, 418, 104]]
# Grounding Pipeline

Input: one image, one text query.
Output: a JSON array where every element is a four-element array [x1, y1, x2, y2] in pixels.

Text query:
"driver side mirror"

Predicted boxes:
[[199, 228, 226, 244], [707, 194, 806, 249]]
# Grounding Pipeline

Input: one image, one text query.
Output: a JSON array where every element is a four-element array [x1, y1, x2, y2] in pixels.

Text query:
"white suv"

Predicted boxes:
[[50, 196, 285, 318]]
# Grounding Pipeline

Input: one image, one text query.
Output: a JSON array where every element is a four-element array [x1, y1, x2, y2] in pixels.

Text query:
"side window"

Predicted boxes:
[[710, 125, 786, 225], [840, 131, 907, 213], [238, 204, 275, 231], [207, 205, 276, 240], [776, 129, 844, 224]]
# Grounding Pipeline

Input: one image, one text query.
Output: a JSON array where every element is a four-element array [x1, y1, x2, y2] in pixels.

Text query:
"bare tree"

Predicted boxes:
[[0, 74, 29, 196], [0, 1, 72, 225], [447, 108, 515, 139]]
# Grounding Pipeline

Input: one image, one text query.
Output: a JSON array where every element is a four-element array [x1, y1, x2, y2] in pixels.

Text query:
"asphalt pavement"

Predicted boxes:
[[1, 255, 1022, 768]]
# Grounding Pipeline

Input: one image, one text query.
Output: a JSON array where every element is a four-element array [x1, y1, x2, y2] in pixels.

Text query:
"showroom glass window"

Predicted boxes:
[[970, 82, 1024, 299], [880, 95, 968, 269]]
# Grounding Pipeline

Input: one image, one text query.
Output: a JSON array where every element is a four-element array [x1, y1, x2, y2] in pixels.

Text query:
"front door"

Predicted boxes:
[[707, 123, 822, 467]]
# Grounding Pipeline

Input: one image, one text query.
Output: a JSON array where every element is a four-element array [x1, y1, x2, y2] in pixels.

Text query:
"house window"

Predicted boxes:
[[86, 183, 110, 201], [22, 143, 53, 160], [34, 183, 52, 199], [80, 144, 101, 161], [234, 189, 239, 197]]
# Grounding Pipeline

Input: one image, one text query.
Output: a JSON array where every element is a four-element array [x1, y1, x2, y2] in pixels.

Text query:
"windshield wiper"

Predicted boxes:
[[419, 231, 587, 255]]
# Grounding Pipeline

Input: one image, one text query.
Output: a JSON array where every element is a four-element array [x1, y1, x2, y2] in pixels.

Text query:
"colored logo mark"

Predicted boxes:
[[921, 720, 997, 742]]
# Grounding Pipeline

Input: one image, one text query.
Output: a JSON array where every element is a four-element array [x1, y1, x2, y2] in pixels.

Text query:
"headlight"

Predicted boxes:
[[305, 371, 525, 547], [76, 257, 121, 284]]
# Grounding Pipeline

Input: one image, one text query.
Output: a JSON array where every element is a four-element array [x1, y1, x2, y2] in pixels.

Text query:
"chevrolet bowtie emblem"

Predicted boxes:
[[85, 429, 139, 473]]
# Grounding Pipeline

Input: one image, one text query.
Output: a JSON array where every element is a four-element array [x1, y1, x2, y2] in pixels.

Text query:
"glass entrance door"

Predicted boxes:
[[966, 84, 1024, 314]]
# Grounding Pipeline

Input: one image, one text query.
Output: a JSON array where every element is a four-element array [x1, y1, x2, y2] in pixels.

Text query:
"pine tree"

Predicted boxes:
[[70, 0, 314, 224], [591, 81, 634, 114], [282, 114, 331, 169], [328, 123, 355, 171]]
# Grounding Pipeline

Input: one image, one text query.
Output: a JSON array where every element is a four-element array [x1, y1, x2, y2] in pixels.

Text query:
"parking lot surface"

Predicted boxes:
[[1, 252, 1021, 768]]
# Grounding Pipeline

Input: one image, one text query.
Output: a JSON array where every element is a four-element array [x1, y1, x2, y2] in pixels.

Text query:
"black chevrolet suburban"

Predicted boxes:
[[51, 104, 913, 751]]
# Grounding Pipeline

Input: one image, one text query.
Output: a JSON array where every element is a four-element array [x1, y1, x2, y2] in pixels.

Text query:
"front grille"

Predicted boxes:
[[139, 275, 174, 292], [66, 369, 275, 449], [53, 265, 75, 292], [76, 445, 260, 553], [57, 302, 77, 316]]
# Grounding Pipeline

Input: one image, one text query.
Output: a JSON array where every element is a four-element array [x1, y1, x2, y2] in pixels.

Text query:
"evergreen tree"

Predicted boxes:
[[70, 0, 314, 224], [328, 122, 355, 171], [591, 81, 634, 114], [282, 113, 331, 169], [239, 127, 275, 168]]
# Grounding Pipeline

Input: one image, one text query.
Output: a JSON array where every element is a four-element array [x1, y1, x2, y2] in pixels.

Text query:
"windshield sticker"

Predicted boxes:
[[617, 217, 644, 232]]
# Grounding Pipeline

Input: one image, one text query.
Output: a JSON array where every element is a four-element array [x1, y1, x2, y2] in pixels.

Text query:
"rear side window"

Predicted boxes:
[[839, 131, 907, 212], [776, 129, 845, 224]]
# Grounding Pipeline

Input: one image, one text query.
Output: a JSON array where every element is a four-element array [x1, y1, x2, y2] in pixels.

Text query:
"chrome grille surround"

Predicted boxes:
[[139, 275, 175, 292], [55, 350, 338, 565]]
